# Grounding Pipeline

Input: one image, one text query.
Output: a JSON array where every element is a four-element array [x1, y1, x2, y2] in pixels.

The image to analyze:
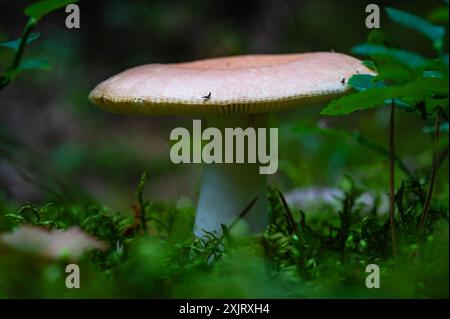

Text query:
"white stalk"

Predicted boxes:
[[194, 114, 269, 236]]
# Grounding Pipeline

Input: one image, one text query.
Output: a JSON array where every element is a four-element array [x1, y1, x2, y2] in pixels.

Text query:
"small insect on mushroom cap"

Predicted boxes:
[[89, 52, 374, 116]]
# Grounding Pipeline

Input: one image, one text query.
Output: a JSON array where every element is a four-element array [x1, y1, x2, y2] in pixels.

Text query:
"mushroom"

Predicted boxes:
[[0, 226, 107, 260], [89, 52, 372, 236]]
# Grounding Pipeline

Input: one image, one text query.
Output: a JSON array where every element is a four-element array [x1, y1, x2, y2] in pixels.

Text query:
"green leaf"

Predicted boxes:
[[443, 55, 449, 68], [393, 98, 416, 113], [4, 214, 26, 223], [362, 60, 377, 71], [347, 74, 385, 92], [321, 78, 448, 115], [425, 97, 449, 113], [0, 33, 40, 51], [24, 0, 79, 21], [367, 29, 392, 47], [352, 44, 429, 69], [422, 55, 449, 77], [8, 58, 51, 79], [423, 70, 446, 79], [19, 58, 51, 71], [428, 6, 449, 24], [423, 122, 449, 134], [375, 62, 417, 83], [385, 7, 446, 51]]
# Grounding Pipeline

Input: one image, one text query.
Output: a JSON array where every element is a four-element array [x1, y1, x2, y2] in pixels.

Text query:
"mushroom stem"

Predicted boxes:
[[194, 114, 269, 236]]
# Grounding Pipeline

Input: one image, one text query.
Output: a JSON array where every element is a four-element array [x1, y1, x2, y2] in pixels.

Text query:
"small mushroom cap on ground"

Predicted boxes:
[[0, 226, 107, 260], [89, 52, 373, 116]]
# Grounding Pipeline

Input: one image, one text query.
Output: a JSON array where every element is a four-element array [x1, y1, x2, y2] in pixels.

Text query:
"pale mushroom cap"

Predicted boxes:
[[89, 52, 373, 115]]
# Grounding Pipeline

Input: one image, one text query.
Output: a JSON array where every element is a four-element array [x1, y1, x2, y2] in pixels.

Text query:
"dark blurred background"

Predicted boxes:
[[0, 0, 447, 213]]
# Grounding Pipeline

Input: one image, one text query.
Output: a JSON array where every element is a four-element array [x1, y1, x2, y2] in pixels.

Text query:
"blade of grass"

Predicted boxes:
[[278, 190, 304, 245], [228, 197, 259, 230], [206, 197, 258, 261], [137, 171, 149, 234]]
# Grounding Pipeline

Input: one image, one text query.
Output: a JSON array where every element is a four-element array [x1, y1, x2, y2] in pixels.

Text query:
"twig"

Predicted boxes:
[[418, 108, 442, 236], [389, 100, 397, 257]]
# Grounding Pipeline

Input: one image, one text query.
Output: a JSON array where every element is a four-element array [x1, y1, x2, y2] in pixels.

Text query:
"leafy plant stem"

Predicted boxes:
[[389, 100, 397, 257], [0, 18, 37, 90], [418, 108, 442, 237]]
